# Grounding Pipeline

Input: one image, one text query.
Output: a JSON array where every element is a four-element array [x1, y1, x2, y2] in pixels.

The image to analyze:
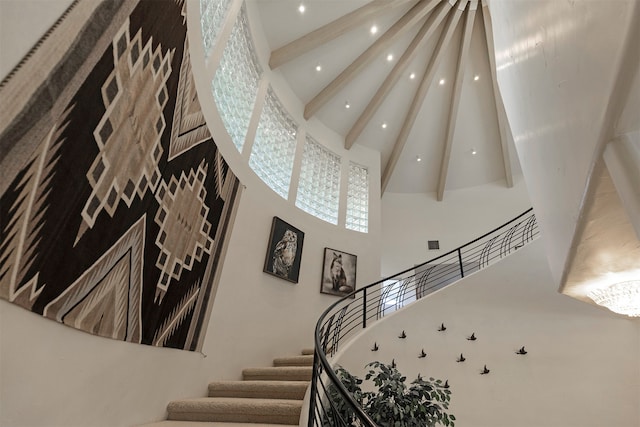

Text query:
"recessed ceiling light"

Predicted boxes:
[[370, 25, 378, 35], [381, 122, 387, 129], [439, 78, 446, 85], [345, 101, 350, 109], [471, 148, 477, 155], [409, 72, 416, 79], [386, 54, 393, 62], [315, 64, 322, 72], [416, 156, 422, 162], [474, 75, 480, 81], [298, 4, 305, 13]]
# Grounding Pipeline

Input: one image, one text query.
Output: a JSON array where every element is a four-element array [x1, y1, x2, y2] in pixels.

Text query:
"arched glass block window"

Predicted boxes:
[[249, 87, 297, 199], [346, 162, 369, 232], [200, 0, 232, 58], [211, 4, 261, 152], [296, 136, 341, 224], [202, 2, 371, 231]]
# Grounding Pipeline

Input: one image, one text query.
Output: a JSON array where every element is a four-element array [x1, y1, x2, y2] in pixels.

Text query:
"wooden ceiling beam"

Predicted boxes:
[[381, 0, 465, 194], [269, 0, 413, 70], [345, 0, 455, 149], [304, 0, 442, 120], [436, 1, 476, 201], [481, 0, 513, 188]]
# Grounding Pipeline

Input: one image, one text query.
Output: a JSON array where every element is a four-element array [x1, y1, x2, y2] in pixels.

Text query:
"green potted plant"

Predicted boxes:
[[325, 361, 455, 427]]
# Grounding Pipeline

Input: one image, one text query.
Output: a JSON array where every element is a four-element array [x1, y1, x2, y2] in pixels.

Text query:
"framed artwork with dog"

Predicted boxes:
[[263, 217, 304, 283], [321, 248, 357, 297]]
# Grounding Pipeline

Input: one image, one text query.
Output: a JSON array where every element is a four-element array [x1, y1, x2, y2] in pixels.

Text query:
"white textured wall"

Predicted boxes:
[[0, 0, 74, 78], [487, 0, 638, 285], [0, 301, 211, 426], [334, 239, 640, 427], [200, 175, 381, 383], [381, 177, 531, 276]]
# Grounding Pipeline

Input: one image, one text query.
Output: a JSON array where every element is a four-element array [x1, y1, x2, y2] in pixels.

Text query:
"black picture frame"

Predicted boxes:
[[263, 217, 304, 283], [321, 248, 357, 297]]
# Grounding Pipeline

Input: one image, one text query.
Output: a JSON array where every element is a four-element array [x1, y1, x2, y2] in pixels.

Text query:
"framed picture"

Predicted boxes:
[[321, 248, 357, 297], [263, 217, 305, 283]]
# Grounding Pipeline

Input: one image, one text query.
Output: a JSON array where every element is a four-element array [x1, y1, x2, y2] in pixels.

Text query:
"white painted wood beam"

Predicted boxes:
[[481, 0, 513, 188], [437, 1, 476, 201], [381, 1, 465, 194], [345, 0, 454, 149], [269, 0, 413, 70], [304, 0, 441, 120]]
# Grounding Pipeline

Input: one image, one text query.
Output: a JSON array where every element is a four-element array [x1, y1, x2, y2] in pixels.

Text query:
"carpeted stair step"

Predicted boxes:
[[272, 355, 314, 367], [242, 366, 312, 382], [301, 348, 314, 355], [208, 380, 309, 400], [139, 422, 292, 427], [141, 350, 312, 426], [167, 397, 302, 425]]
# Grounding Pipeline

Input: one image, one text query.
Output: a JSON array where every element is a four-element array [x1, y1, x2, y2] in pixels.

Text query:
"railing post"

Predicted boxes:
[[458, 248, 464, 278], [362, 288, 367, 329], [308, 350, 319, 427]]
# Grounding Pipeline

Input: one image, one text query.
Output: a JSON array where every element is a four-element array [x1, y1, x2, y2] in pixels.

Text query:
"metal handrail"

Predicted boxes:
[[309, 208, 539, 426]]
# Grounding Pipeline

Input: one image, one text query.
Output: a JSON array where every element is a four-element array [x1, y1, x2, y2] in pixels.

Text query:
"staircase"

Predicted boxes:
[[140, 349, 313, 427]]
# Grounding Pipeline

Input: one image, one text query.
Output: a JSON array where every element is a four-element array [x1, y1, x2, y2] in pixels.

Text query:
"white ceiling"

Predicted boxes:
[[252, 0, 640, 315], [488, 0, 640, 314], [252, 0, 518, 196]]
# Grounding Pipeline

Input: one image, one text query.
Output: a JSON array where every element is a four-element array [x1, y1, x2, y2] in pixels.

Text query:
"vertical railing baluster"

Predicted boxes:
[[362, 287, 367, 329], [308, 350, 319, 427], [458, 248, 464, 278]]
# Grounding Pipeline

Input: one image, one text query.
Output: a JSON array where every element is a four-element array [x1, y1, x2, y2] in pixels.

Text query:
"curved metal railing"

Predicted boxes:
[[309, 208, 539, 426]]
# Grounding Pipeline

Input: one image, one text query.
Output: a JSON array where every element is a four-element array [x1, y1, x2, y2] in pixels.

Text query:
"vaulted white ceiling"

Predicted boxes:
[[252, 0, 640, 315], [253, 0, 519, 198]]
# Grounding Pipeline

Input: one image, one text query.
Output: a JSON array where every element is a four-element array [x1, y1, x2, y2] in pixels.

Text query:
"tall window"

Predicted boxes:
[[202, 3, 371, 231], [211, 5, 261, 152], [200, 0, 231, 58], [346, 162, 369, 232], [296, 136, 341, 224], [249, 87, 297, 199]]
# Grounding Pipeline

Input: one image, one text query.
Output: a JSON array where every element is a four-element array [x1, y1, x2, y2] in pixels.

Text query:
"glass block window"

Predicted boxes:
[[249, 87, 297, 199], [200, 0, 231, 58], [212, 4, 262, 152], [346, 162, 369, 232], [296, 136, 341, 224]]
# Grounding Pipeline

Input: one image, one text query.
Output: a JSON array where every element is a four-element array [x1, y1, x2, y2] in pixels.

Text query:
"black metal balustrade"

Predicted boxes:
[[309, 208, 539, 426]]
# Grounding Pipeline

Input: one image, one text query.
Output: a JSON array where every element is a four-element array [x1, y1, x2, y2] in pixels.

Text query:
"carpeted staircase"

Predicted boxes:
[[140, 349, 314, 427]]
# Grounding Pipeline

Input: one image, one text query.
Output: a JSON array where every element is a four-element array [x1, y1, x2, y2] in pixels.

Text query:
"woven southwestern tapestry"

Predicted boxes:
[[0, 0, 241, 351]]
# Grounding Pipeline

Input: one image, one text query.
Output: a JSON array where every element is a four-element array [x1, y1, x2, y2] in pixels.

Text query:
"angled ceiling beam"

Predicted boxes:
[[381, 0, 465, 194], [346, 0, 455, 149], [481, 0, 513, 188], [269, 0, 413, 70], [436, 1, 477, 201], [304, 0, 442, 120]]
